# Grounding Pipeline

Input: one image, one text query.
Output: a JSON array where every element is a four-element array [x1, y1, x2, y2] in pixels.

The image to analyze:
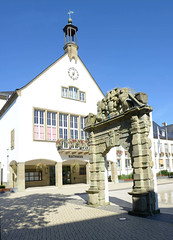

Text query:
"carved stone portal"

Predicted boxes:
[[84, 87, 159, 217]]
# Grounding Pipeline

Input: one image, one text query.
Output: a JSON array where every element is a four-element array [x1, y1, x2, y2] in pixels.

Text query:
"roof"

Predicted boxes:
[[0, 53, 104, 118], [153, 121, 173, 140], [0, 91, 15, 100]]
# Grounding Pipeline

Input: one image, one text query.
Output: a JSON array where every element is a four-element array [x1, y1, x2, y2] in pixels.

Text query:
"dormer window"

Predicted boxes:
[[162, 130, 165, 137]]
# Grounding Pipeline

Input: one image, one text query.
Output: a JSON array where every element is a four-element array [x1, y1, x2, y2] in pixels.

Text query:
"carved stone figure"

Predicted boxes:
[[85, 113, 96, 127], [95, 87, 148, 123], [135, 92, 148, 104]]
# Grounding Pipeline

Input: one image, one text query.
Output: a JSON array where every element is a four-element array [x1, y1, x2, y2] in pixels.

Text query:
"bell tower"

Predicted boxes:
[[63, 11, 78, 63]]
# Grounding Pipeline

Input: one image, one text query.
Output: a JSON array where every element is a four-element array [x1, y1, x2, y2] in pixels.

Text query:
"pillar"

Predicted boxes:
[[87, 141, 108, 206], [86, 162, 90, 184], [111, 162, 118, 183], [55, 162, 62, 188], [129, 115, 159, 216], [17, 162, 25, 191]]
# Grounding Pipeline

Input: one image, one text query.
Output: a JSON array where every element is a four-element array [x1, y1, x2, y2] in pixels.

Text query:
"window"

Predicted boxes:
[[162, 130, 165, 137], [34, 110, 45, 140], [70, 115, 78, 139], [80, 117, 87, 140], [166, 159, 169, 168], [80, 92, 85, 101], [79, 166, 86, 175], [25, 171, 42, 181], [59, 114, 68, 148], [69, 87, 78, 100], [171, 144, 173, 153], [159, 159, 164, 168], [47, 112, 57, 141], [117, 159, 121, 170], [164, 143, 169, 153], [62, 87, 85, 102], [62, 87, 68, 98], [125, 159, 131, 169]]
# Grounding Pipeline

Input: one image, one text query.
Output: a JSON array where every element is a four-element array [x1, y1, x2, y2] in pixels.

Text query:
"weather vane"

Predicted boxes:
[[68, 10, 74, 19]]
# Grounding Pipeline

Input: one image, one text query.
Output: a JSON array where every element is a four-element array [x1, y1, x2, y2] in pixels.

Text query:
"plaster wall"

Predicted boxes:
[[1, 54, 104, 165], [0, 99, 6, 110], [0, 99, 19, 182]]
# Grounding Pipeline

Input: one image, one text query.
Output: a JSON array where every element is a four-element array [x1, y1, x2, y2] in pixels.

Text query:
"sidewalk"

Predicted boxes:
[[0, 179, 173, 240]]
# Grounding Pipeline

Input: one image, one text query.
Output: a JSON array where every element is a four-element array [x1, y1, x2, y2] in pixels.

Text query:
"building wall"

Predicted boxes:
[[153, 138, 173, 173], [0, 54, 104, 187], [14, 54, 104, 164], [0, 98, 19, 183], [0, 99, 6, 110]]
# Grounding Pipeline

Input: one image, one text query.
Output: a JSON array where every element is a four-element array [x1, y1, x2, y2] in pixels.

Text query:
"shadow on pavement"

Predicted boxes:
[[1, 211, 173, 240], [0, 193, 76, 230]]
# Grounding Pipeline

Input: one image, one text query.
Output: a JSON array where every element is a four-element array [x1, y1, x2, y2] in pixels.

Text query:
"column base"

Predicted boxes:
[[128, 208, 160, 217], [86, 189, 99, 206], [128, 190, 160, 217]]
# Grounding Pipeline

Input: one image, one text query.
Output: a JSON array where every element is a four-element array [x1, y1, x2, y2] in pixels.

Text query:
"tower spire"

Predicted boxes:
[[63, 11, 78, 63]]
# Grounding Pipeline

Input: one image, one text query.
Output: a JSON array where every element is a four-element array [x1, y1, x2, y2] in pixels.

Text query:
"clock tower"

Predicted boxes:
[[63, 13, 78, 63]]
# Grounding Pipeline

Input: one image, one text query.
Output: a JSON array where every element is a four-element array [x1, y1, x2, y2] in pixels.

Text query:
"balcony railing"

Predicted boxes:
[[56, 138, 88, 152]]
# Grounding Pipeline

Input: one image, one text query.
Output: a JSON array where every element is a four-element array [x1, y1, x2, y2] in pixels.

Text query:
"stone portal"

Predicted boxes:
[[84, 87, 159, 217]]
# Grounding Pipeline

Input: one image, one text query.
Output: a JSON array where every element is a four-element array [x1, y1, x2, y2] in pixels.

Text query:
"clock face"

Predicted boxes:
[[68, 67, 79, 80]]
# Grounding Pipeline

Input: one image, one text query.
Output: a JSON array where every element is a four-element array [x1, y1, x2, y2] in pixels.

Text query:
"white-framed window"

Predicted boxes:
[[125, 159, 131, 169], [34, 110, 45, 140], [171, 144, 173, 153], [70, 115, 78, 139], [59, 114, 68, 147], [47, 112, 57, 141], [62, 87, 68, 98], [80, 117, 87, 140], [62, 86, 85, 102], [79, 91, 85, 101], [117, 159, 121, 170], [164, 143, 169, 153], [69, 87, 78, 100], [166, 159, 169, 168]]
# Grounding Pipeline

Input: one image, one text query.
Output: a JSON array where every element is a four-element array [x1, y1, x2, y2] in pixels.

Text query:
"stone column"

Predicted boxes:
[[87, 140, 107, 206], [17, 162, 25, 192], [111, 162, 118, 183], [86, 162, 90, 184], [55, 162, 62, 188], [129, 114, 158, 216]]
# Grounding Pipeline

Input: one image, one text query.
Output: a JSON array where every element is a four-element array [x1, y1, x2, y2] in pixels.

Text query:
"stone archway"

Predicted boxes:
[[84, 88, 159, 216]]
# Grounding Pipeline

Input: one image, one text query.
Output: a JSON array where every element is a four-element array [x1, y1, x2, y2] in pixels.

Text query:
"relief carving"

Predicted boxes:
[[96, 88, 148, 123]]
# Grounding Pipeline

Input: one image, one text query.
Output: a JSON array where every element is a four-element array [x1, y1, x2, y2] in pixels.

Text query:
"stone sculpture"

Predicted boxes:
[[86, 87, 148, 126]]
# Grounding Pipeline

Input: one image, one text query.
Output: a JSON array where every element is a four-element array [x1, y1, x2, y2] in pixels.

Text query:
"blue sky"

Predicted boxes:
[[0, 0, 172, 125]]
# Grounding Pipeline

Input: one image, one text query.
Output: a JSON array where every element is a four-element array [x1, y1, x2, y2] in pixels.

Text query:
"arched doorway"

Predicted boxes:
[[84, 88, 159, 216], [62, 159, 89, 185], [25, 159, 57, 188]]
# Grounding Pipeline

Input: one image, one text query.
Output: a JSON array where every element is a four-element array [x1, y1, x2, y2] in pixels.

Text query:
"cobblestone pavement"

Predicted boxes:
[[0, 179, 173, 240]]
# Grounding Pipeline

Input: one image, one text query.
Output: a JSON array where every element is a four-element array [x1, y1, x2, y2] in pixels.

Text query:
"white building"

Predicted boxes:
[[0, 18, 104, 191], [1, 18, 172, 192]]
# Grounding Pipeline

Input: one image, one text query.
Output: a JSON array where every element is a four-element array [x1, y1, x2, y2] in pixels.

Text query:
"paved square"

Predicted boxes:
[[0, 179, 173, 240]]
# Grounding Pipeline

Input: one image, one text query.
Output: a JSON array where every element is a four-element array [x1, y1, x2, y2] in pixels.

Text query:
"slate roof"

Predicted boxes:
[[153, 121, 173, 140]]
